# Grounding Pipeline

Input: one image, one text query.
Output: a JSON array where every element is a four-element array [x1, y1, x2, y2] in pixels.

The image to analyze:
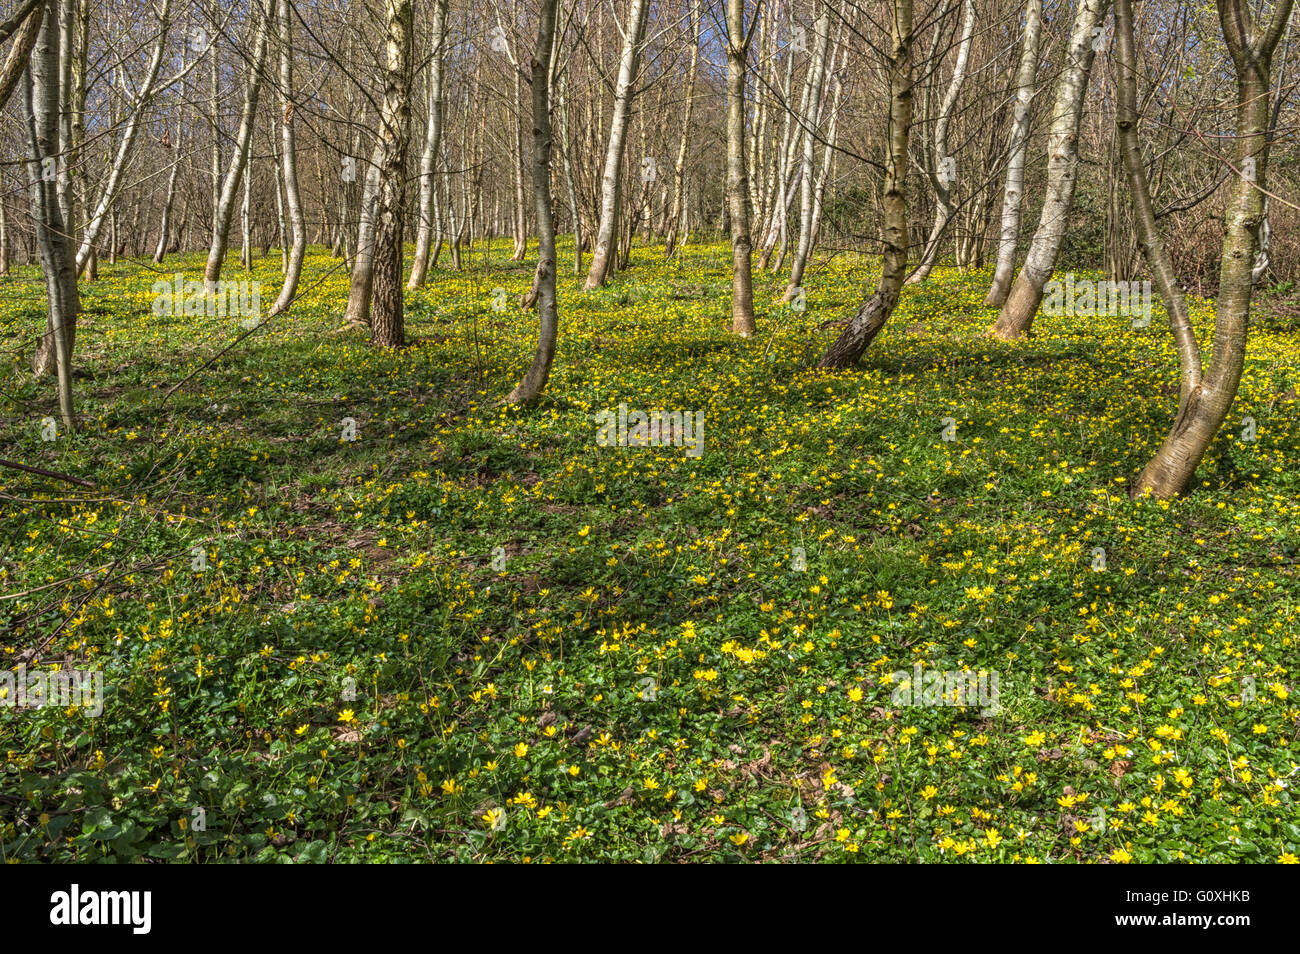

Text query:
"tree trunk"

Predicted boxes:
[[984, 0, 1043, 306], [557, 68, 582, 275], [726, 0, 756, 337], [507, 0, 560, 404], [269, 0, 306, 315], [154, 127, 183, 263], [368, 0, 414, 348], [583, 0, 649, 289], [1129, 0, 1292, 497], [991, 0, 1109, 339], [204, 0, 270, 290], [664, 1, 700, 259], [784, 0, 833, 299], [28, 0, 78, 421], [344, 147, 382, 325], [907, 0, 974, 284], [818, 0, 912, 369], [407, 0, 449, 288]]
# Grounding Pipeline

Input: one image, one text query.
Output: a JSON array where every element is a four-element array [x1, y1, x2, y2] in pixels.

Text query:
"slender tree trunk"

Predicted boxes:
[[270, 0, 306, 315], [344, 147, 382, 325], [818, 0, 913, 369], [28, 0, 77, 418], [1113, 0, 1199, 414], [1251, 10, 1291, 284], [726, 0, 756, 337], [507, 0, 560, 404], [0, 199, 8, 275], [907, 0, 974, 284], [1129, 0, 1292, 497], [0, 2, 43, 113], [784, 0, 833, 299], [664, 0, 700, 259], [155, 127, 183, 263], [557, 69, 582, 275], [72, 0, 171, 275], [240, 162, 252, 268], [204, 0, 270, 290], [991, 0, 1110, 339], [985, 0, 1043, 305], [369, 0, 414, 348], [583, 0, 650, 289], [408, 0, 449, 288]]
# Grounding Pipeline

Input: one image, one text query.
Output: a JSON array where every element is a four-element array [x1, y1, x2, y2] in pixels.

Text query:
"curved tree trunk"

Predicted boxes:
[[73, 0, 172, 276], [819, 0, 912, 369], [1129, 0, 1292, 497], [985, 0, 1043, 306], [1113, 0, 1199, 414], [990, 0, 1109, 339]]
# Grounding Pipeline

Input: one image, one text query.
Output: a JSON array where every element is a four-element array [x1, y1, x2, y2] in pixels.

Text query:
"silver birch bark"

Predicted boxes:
[[203, 0, 270, 290], [507, 0, 560, 403], [784, 0, 832, 299], [907, 0, 974, 284], [583, 0, 650, 289], [991, 0, 1110, 339], [269, 0, 305, 315], [984, 0, 1043, 305], [407, 0, 450, 288]]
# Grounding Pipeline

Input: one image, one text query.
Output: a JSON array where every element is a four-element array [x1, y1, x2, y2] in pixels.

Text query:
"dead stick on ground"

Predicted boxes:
[[0, 458, 96, 488]]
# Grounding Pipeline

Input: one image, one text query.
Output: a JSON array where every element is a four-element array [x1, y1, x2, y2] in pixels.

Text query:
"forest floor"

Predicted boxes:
[[2, 240, 1298, 862]]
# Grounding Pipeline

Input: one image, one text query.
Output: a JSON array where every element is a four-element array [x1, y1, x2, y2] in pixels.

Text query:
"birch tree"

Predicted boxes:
[[1123, 0, 1293, 497], [907, 0, 974, 284], [268, 0, 305, 316], [784, 0, 834, 299], [583, 0, 649, 289], [990, 0, 1110, 339], [818, 0, 913, 368], [28, 0, 78, 413], [203, 0, 270, 291], [507, 0, 560, 403], [407, 0, 450, 289], [984, 0, 1043, 305], [369, 0, 414, 348], [726, 0, 756, 337]]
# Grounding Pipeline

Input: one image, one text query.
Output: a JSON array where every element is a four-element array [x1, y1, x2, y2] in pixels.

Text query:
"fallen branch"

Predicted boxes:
[[0, 458, 96, 488]]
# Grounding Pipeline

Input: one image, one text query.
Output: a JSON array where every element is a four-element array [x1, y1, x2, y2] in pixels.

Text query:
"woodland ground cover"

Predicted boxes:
[[1, 239, 1297, 862]]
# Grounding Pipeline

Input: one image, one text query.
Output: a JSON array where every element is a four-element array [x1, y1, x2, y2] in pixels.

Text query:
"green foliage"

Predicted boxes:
[[0, 242, 1297, 863]]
